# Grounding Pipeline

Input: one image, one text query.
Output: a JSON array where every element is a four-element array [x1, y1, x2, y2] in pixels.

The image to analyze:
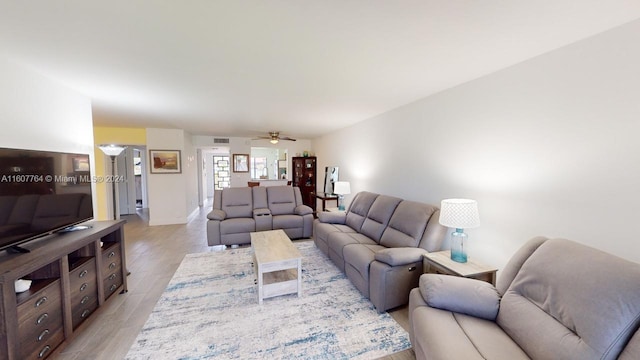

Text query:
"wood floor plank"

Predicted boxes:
[[48, 206, 415, 360]]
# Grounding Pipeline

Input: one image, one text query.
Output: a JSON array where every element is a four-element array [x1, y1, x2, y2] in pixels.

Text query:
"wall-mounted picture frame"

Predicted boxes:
[[150, 150, 182, 174], [233, 154, 249, 172]]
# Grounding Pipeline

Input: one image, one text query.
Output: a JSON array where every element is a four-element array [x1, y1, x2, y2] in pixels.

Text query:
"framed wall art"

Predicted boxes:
[[233, 154, 249, 172], [149, 150, 182, 174]]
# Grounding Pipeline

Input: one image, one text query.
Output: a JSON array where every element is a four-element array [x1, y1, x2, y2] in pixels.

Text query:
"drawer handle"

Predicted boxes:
[[79, 269, 88, 278], [108, 273, 117, 281], [36, 313, 48, 325], [38, 345, 51, 358], [108, 251, 116, 258], [35, 296, 48, 308], [80, 283, 88, 291], [109, 284, 117, 292], [109, 262, 117, 270], [81, 309, 91, 318], [81, 295, 90, 305], [408, 266, 417, 272], [37, 329, 50, 342]]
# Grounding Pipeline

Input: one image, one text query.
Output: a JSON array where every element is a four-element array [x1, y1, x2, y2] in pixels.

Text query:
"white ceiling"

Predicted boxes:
[[1, 1, 639, 139]]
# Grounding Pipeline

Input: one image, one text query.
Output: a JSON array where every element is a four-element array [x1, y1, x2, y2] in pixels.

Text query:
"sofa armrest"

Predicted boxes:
[[317, 211, 346, 224], [419, 274, 500, 321], [374, 247, 427, 266], [207, 209, 226, 220], [253, 208, 271, 217], [294, 205, 313, 216]]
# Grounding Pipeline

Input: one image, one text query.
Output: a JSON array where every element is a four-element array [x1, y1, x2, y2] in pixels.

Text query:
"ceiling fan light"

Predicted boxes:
[[270, 139, 279, 144]]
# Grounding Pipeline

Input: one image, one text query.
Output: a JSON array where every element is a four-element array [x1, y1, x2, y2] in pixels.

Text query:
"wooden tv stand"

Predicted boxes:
[[0, 220, 127, 360]]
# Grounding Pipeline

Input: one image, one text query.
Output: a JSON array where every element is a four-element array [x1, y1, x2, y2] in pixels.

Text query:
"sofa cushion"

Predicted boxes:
[[272, 214, 302, 230], [360, 195, 401, 242], [498, 239, 640, 360], [345, 192, 378, 232], [267, 186, 296, 215], [220, 218, 255, 235], [343, 243, 386, 297], [221, 188, 253, 218], [619, 330, 640, 360], [419, 274, 500, 321], [380, 201, 435, 248], [411, 303, 529, 360]]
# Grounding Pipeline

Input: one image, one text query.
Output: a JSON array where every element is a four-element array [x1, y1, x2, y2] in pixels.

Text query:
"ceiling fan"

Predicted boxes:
[[253, 131, 297, 144]]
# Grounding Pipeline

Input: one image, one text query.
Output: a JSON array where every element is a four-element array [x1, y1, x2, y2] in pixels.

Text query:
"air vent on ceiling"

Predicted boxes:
[[213, 138, 230, 144]]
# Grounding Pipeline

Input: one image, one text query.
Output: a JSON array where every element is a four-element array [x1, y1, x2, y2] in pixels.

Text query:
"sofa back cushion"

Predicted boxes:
[[220, 187, 253, 218], [497, 239, 640, 360], [252, 186, 268, 209], [345, 192, 378, 232], [266, 186, 297, 215], [360, 195, 401, 242], [380, 201, 434, 248]]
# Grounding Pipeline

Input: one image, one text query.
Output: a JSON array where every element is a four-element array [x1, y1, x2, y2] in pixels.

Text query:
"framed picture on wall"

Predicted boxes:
[[233, 154, 249, 172], [149, 150, 182, 174]]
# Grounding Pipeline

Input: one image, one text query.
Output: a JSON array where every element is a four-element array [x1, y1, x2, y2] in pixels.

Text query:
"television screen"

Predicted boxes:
[[0, 147, 93, 252]]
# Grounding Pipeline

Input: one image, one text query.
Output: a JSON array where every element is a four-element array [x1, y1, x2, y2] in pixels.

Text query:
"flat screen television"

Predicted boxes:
[[0, 147, 94, 252]]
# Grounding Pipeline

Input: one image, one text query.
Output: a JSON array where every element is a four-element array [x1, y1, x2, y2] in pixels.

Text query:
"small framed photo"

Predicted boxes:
[[233, 154, 249, 172], [150, 150, 182, 174], [73, 157, 90, 172]]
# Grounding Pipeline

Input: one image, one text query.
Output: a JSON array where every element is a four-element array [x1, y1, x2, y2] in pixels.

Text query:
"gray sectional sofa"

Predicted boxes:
[[313, 191, 447, 312], [409, 236, 640, 360], [206, 186, 313, 246]]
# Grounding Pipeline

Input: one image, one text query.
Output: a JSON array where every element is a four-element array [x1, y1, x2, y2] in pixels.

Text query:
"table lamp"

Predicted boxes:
[[439, 199, 480, 263], [333, 181, 351, 211]]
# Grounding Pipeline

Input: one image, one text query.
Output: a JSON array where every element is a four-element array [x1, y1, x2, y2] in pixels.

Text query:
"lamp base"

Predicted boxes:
[[338, 194, 345, 211], [450, 230, 468, 263]]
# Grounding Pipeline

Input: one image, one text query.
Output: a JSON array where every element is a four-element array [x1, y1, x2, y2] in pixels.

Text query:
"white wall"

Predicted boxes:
[[0, 58, 95, 207], [146, 128, 198, 225], [314, 19, 640, 270]]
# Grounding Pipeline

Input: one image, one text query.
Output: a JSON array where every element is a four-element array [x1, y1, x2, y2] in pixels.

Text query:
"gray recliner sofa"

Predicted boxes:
[[314, 191, 447, 312], [409, 236, 640, 360], [207, 186, 313, 246]]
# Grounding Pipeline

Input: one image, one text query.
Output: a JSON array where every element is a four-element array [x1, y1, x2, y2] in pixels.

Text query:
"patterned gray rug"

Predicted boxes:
[[126, 241, 411, 359]]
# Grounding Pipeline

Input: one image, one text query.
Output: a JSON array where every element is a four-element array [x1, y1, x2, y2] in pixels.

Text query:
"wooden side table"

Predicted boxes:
[[423, 250, 498, 286], [312, 192, 339, 212]]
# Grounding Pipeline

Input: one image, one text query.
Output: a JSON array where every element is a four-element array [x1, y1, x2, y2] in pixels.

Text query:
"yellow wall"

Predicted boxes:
[[93, 127, 146, 220]]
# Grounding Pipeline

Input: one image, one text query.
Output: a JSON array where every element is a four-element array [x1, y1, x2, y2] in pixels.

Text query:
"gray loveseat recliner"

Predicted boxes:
[[207, 186, 313, 246], [314, 191, 447, 312], [409, 236, 640, 360]]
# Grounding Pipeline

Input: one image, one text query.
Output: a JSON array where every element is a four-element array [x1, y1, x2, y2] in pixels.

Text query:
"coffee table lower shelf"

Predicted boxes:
[[250, 230, 303, 304], [254, 259, 302, 304]]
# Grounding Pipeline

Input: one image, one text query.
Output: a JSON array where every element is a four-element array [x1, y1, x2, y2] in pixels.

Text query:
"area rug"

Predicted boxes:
[[126, 241, 411, 359]]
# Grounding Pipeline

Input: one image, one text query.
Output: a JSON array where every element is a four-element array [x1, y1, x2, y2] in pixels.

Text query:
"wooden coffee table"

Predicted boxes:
[[250, 230, 302, 304]]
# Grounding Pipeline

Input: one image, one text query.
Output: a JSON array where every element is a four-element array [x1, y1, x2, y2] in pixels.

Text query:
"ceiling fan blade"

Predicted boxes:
[[279, 137, 297, 141]]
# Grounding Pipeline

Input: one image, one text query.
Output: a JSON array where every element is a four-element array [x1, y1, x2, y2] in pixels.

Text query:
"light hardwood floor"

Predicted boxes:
[[48, 206, 415, 360]]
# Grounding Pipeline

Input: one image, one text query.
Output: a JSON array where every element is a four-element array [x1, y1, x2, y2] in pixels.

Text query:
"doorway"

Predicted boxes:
[[115, 146, 148, 216]]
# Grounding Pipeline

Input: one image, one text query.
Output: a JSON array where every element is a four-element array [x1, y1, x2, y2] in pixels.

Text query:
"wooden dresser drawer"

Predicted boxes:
[[19, 327, 64, 360], [69, 258, 98, 329], [17, 279, 64, 360], [102, 243, 123, 298]]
